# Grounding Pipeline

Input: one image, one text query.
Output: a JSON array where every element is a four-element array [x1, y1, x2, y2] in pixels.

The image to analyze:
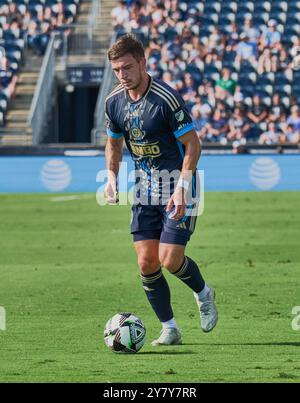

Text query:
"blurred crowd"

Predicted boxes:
[[111, 0, 300, 146], [0, 0, 78, 125]]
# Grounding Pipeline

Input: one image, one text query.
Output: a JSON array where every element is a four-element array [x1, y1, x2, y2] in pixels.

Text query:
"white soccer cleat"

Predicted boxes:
[[194, 288, 218, 333], [151, 327, 182, 346]]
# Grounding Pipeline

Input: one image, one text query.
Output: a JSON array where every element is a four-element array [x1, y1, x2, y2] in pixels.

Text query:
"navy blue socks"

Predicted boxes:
[[172, 256, 205, 293], [141, 268, 174, 322]]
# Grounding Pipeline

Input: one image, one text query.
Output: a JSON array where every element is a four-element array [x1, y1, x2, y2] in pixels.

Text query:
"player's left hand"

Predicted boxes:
[[166, 187, 187, 220]]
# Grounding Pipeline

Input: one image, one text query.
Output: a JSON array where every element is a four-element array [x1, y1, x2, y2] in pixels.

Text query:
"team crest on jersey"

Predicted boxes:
[[130, 127, 145, 140], [175, 110, 185, 122]]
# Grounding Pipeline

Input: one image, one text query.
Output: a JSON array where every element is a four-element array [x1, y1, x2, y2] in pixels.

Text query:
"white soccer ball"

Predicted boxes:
[[104, 313, 146, 353]]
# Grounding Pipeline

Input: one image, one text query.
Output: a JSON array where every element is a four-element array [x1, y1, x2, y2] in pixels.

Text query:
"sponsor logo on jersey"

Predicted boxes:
[[130, 141, 161, 158]]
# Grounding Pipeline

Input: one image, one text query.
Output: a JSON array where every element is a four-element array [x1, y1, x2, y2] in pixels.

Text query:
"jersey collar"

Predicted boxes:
[[126, 74, 153, 104]]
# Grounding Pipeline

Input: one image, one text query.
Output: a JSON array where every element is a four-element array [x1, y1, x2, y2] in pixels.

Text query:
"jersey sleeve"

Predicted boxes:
[[163, 92, 194, 139], [105, 100, 123, 139]]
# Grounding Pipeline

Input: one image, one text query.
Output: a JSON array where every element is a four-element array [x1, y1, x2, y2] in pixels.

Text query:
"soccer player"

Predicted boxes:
[[104, 34, 218, 346]]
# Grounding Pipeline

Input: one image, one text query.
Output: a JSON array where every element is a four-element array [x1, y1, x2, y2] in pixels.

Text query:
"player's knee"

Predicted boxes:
[[160, 256, 181, 273], [138, 258, 160, 275]]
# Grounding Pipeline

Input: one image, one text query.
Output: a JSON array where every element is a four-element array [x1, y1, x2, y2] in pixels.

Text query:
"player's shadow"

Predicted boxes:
[[184, 342, 300, 347]]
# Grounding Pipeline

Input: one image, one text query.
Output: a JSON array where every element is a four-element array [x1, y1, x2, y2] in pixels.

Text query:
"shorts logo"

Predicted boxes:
[[176, 222, 187, 229], [130, 142, 161, 158], [175, 110, 185, 122]]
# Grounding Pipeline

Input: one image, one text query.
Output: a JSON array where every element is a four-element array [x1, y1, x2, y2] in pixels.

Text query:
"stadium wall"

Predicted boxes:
[[0, 155, 299, 193]]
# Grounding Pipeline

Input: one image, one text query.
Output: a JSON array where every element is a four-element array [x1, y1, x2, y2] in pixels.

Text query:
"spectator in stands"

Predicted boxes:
[[206, 109, 229, 143], [0, 56, 17, 99], [147, 57, 162, 79], [259, 122, 282, 145], [191, 97, 212, 120], [235, 33, 257, 67], [257, 47, 274, 74], [286, 105, 300, 132], [32, 21, 51, 56], [259, 43, 291, 74], [226, 22, 240, 52], [215, 68, 238, 101], [7, 3, 23, 26], [290, 37, 300, 71], [191, 107, 209, 141], [185, 36, 206, 65], [181, 72, 197, 105], [260, 20, 281, 50], [268, 93, 287, 124], [228, 108, 250, 142], [280, 123, 300, 144], [206, 27, 224, 64], [198, 79, 215, 107], [54, 2, 75, 29], [247, 94, 269, 139], [233, 89, 246, 112], [111, 0, 130, 32], [7, 19, 23, 40], [161, 71, 177, 89], [242, 16, 260, 46], [26, 21, 39, 52]]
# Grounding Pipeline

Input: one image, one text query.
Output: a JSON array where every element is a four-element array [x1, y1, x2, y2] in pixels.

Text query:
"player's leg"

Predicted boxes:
[[134, 237, 182, 346], [160, 206, 218, 333]]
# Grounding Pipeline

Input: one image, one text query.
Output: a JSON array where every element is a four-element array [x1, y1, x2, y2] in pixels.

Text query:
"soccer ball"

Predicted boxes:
[[104, 313, 146, 353]]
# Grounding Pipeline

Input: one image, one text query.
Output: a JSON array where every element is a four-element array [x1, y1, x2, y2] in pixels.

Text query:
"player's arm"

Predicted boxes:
[[104, 136, 123, 204], [105, 136, 123, 203], [167, 130, 201, 219], [178, 129, 202, 179], [104, 99, 124, 204]]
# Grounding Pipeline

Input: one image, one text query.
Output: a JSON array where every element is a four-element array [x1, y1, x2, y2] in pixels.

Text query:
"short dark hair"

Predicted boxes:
[[108, 34, 145, 62]]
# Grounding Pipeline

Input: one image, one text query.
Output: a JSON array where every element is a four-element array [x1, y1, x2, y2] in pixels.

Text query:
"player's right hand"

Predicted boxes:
[[104, 182, 119, 205]]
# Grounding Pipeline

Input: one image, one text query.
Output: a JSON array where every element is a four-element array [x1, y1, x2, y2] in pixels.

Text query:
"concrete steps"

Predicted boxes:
[[0, 0, 118, 146]]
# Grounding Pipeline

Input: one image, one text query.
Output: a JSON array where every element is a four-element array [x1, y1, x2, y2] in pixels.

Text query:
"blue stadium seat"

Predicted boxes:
[[252, 12, 269, 26], [204, 3, 221, 14], [237, 2, 254, 14], [255, 2, 271, 13], [269, 11, 286, 24], [240, 62, 256, 76]]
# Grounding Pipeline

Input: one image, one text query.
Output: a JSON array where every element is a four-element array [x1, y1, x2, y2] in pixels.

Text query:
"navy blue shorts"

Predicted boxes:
[[131, 204, 198, 246]]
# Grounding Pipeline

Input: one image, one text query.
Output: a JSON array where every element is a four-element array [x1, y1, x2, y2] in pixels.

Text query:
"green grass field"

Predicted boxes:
[[0, 192, 299, 383]]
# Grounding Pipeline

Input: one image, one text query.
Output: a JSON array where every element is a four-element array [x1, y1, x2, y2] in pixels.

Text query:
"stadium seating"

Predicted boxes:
[[111, 0, 300, 144], [0, 0, 80, 127]]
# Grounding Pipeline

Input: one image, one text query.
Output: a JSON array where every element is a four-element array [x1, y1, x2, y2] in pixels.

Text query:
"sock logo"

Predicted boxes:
[[143, 286, 155, 292], [292, 306, 300, 331], [0, 306, 6, 331]]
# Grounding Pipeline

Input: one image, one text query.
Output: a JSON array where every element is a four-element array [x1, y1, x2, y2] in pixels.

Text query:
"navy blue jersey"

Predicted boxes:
[[105, 76, 197, 203]]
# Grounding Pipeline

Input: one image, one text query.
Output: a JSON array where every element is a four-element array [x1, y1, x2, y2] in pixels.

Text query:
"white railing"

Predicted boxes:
[[28, 35, 58, 145], [92, 33, 117, 144]]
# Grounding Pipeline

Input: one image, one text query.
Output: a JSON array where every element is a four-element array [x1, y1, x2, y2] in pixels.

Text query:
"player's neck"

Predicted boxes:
[[127, 73, 151, 102]]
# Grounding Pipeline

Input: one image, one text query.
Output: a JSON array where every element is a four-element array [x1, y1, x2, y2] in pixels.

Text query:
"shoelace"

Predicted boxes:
[[200, 300, 214, 317]]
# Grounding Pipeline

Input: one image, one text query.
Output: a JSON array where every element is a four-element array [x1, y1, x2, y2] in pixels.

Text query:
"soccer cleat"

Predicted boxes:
[[151, 327, 182, 346], [194, 288, 218, 333]]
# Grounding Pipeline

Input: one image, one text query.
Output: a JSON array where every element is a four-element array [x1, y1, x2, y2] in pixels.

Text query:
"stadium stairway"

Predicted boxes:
[[62, 0, 116, 67], [0, 0, 116, 146]]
